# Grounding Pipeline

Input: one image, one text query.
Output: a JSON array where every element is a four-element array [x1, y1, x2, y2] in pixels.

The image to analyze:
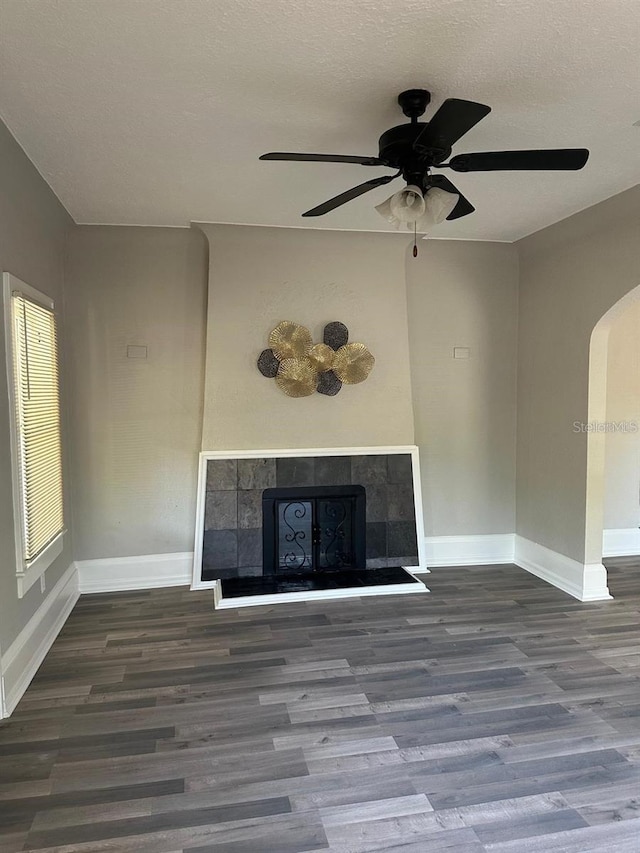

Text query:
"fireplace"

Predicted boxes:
[[195, 448, 425, 589], [262, 485, 366, 574]]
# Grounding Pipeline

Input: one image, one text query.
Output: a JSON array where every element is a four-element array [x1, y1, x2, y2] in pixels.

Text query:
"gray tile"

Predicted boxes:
[[203, 529, 238, 570], [366, 557, 394, 569], [202, 566, 240, 580], [352, 454, 387, 485], [238, 458, 276, 490], [238, 565, 263, 578], [206, 458, 238, 490], [238, 529, 263, 568], [205, 491, 237, 530], [237, 490, 262, 529], [396, 554, 420, 567], [314, 456, 352, 486], [387, 453, 413, 485], [276, 456, 315, 487], [366, 522, 387, 559], [366, 484, 388, 522], [387, 484, 416, 522], [388, 521, 419, 560]]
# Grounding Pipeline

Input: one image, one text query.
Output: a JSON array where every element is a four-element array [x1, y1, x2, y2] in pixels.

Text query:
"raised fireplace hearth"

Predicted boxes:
[[262, 485, 366, 574], [216, 566, 425, 607]]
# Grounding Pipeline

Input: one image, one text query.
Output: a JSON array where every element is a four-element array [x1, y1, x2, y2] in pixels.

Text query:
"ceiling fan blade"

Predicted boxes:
[[414, 99, 491, 151], [448, 149, 589, 172], [426, 175, 475, 220], [260, 152, 384, 165], [302, 174, 398, 217]]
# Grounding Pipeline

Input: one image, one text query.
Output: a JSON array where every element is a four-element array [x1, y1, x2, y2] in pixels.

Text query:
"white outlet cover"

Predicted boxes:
[[453, 347, 471, 359]]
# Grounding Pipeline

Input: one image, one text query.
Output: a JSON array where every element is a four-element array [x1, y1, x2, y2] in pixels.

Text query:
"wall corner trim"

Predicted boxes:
[[514, 535, 612, 601], [1, 562, 79, 718], [424, 534, 515, 567], [76, 552, 193, 594]]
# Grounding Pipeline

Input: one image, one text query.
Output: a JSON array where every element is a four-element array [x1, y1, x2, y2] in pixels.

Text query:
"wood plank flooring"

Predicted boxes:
[[1, 561, 639, 852]]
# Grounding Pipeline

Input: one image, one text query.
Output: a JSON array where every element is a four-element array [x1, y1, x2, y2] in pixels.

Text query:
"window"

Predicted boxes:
[[3, 273, 65, 596]]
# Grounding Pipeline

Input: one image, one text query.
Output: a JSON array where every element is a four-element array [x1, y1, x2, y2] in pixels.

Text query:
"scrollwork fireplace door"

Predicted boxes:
[[262, 485, 366, 574]]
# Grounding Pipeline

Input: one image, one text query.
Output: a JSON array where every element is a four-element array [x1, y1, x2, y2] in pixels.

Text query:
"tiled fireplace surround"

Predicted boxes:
[[196, 450, 422, 584]]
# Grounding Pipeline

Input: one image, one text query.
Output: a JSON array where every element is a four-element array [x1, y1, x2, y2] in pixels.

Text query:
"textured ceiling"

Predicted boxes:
[[0, 0, 638, 240]]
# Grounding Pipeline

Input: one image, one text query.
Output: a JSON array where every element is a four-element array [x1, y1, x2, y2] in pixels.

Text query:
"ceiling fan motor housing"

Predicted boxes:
[[378, 123, 451, 179]]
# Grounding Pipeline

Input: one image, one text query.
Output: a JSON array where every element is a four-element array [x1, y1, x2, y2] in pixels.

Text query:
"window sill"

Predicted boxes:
[[16, 531, 65, 598]]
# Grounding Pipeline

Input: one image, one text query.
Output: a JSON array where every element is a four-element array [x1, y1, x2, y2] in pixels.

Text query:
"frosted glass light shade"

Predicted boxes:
[[375, 184, 424, 227], [421, 187, 459, 226], [390, 185, 425, 222], [376, 185, 458, 231]]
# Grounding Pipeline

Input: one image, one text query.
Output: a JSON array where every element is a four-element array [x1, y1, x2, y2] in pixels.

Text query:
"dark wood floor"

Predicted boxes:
[[1, 562, 639, 853]]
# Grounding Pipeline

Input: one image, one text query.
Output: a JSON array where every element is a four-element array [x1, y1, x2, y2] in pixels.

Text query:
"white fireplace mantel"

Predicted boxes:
[[192, 444, 428, 592]]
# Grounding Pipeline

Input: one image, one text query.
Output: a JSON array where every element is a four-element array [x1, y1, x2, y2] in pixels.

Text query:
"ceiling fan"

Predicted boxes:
[[259, 89, 589, 220]]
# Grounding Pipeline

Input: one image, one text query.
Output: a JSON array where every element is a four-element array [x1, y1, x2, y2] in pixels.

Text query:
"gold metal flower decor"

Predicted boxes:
[[257, 321, 375, 397]]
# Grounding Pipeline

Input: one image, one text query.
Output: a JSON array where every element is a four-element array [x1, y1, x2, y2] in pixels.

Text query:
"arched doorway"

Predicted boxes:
[[584, 284, 640, 596]]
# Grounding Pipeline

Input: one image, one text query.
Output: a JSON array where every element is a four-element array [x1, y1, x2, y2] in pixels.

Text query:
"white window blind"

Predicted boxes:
[[10, 291, 64, 565]]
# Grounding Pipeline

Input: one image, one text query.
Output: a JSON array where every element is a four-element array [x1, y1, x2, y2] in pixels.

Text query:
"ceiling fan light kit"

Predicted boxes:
[[375, 185, 459, 232], [260, 87, 589, 233]]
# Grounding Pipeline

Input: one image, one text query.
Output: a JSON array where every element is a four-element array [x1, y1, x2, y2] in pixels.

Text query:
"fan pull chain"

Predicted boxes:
[[413, 222, 418, 258]]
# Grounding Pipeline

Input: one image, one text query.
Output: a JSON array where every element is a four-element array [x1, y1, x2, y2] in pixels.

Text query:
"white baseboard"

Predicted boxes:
[[1, 562, 79, 717], [514, 536, 612, 602], [603, 528, 640, 557], [76, 552, 193, 594], [425, 534, 515, 567]]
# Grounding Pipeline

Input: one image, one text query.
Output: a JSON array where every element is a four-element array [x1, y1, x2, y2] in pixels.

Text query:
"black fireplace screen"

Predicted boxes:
[[263, 485, 366, 574]]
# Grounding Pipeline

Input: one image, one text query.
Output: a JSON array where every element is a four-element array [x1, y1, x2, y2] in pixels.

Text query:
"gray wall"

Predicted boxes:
[[64, 226, 208, 559], [604, 298, 640, 530], [200, 224, 416, 451], [0, 121, 74, 650], [406, 240, 519, 537], [516, 185, 640, 565], [65, 223, 523, 563]]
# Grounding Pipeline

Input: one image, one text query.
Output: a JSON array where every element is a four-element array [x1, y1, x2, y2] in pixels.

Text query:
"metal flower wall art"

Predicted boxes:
[[257, 321, 375, 398]]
